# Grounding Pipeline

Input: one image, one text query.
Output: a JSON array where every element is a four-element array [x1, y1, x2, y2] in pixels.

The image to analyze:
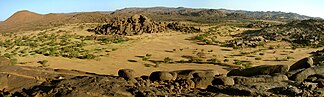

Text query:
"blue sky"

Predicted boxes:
[[0, 0, 323, 21]]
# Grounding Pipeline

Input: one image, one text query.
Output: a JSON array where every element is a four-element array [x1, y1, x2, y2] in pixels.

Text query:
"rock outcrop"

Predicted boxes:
[[88, 15, 201, 36]]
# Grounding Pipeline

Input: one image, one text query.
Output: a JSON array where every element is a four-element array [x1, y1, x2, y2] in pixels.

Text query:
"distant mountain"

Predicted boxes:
[[0, 7, 320, 33], [113, 7, 317, 21]]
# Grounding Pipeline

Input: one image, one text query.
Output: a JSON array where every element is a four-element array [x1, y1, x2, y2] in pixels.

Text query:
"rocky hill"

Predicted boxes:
[[88, 15, 201, 36], [113, 7, 317, 21], [228, 19, 324, 47], [0, 11, 111, 33]]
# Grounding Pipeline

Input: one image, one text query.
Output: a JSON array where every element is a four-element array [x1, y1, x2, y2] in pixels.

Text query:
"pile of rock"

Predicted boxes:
[[167, 22, 201, 33], [246, 21, 272, 28], [226, 36, 268, 47], [88, 15, 201, 36]]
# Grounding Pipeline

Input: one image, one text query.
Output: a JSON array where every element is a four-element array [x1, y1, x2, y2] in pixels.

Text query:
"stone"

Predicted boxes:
[[269, 85, 302, 96], [175, 70, 215, 80], [206, 85, 256, 96], [118, 69, 135, 81], [149, 71, 173, 81], [212, 77, 235, 86], [233, 74, 288, 85], [289, 57, 314, 71], [192, 72, 214, 89], [169, 72, 178, 81], [227, 65, 289, 77]]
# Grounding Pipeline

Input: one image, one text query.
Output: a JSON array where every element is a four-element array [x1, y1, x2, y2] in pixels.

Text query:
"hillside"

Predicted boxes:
[[0, 11, 111, 33]]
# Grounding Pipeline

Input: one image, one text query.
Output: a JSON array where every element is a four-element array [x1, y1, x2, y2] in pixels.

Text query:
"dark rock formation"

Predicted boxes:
[[88, 15, 201, 36]]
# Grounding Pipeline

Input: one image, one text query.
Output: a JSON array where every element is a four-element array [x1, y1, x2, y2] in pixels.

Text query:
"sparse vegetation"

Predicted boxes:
[[163, 57, 173, 63]]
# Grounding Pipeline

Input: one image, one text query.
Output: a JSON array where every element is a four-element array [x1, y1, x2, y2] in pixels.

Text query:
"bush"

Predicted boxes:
[[142, 57, 149, 61], [38, 60, 48, 65], [207, 58, 220, 63], [3, 53, 12, 59], [163, 57, 173, 63], [234, 60, 243, 65], [79, 54, 96, 59], [255, 57, 262, 60], [224, 59, 229, 62], [233, 46, 241, 50]]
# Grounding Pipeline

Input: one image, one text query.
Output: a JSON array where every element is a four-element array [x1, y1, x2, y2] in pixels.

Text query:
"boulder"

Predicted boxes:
[[212, 77, 235, 86], [169, 72, 178, 81], [269, 86, 302, 96], [118, 69, 136, 81], [192, 72, 214, 89], [289, 57, 314, 71], [291, 66, 324, 81], [227, 65, 289, 77], [233, 74, 288, 85], [175, 69, 216, 80], [149, 71, 173, 81], [206, 85, 257, 96]]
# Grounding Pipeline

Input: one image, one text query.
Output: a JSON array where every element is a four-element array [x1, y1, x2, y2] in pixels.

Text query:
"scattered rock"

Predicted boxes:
[[247, 21, 272, 28]]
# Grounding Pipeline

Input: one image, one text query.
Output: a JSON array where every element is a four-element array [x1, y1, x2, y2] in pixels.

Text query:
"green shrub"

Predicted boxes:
[[233, 46, 241, 50], [163, 57, 173, 63], [234, 60, 243, 65], [10, 58, 17, 65], [142, 57, 149, 61], [80, 54, 96, 59], [243, 62, 253, 68], [3, 53, 12, 59]]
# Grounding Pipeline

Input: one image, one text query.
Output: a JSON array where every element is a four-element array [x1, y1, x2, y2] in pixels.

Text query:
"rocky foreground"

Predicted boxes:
[[1, 49, 324, 97]]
